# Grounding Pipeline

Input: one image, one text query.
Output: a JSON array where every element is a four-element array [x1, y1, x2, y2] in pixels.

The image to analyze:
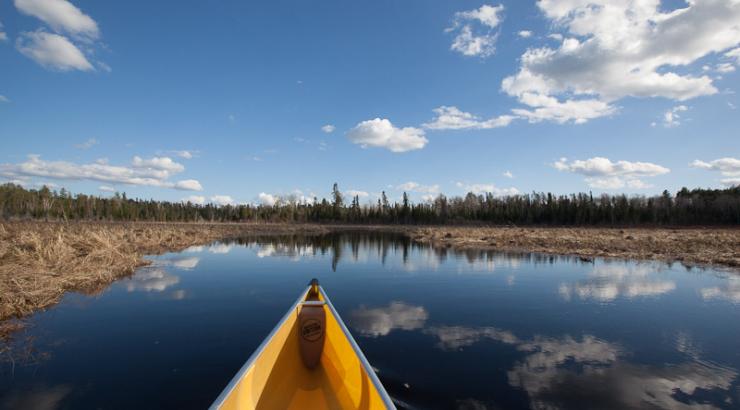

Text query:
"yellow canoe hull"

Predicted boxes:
[[211, 285, 395, 409]]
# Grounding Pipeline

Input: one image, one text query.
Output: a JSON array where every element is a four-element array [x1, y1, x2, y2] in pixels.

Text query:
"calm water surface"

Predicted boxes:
[[1, 232, 739, 409]]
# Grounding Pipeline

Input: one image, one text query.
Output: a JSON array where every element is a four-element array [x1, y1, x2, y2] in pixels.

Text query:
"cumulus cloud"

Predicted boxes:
[[447, 4, 504, 57], [258, 192, 277, 206], [16, 30, 93, 71], [395, 181, 440, 194], [0, 154, 203, 191], [349, 302, 428, 337], [347, 118, 427, 153], [690, 157, 740, 187], [661, 105, 689, 128], [209, 195, 234, 206], [456, 181, 520, 196], [15, 0, 99, 39], [423, 106, 516, 130], [182, 195, 205, 205], [501, 0, 740, 123], [74, 138, 98, 149], [321, 124, 335, 133], [503, 170, 514, 178], [0, 21, 7, 42], [554, 157, 669, 190], [518, 30, 532, 38]]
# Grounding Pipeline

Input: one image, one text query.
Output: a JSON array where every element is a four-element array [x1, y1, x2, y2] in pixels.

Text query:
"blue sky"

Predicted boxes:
[[1, 0, 739, 206]]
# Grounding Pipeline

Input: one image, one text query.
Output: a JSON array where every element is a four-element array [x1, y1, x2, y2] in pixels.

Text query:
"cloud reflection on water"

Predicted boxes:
[[0, 384, 72, 410], [700, 277, 740, 303], [423, 324, 737, 409], [126, 268, 180, 293], [559, 263, 676, 302], [349, 302, 429, 337]]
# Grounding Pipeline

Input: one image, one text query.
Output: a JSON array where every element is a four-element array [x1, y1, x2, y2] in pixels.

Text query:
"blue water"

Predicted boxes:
[[1, 233, 739, 409]]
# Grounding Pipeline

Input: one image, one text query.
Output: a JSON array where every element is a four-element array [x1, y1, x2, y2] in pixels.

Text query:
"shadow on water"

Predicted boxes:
[[1, 231, 739, 409]]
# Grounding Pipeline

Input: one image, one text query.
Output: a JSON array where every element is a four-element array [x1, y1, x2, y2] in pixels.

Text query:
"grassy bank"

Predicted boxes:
[[1, 222, 738, 322], [408, 226, 740, 269], [0, 222, 328, 321]]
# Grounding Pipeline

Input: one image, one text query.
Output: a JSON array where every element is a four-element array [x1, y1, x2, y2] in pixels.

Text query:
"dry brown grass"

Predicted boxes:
[[0, 221, 327, 321], [408, 226, 740, 270]]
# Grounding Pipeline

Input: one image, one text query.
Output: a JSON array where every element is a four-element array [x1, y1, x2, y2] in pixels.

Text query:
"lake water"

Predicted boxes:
[[1, 232, 739, 409]]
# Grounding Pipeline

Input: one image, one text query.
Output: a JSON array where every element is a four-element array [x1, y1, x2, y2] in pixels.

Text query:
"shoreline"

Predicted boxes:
[[1, 221, 738, 322]]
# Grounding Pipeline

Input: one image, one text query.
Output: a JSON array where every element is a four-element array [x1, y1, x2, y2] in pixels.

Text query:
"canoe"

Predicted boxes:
[[210, 279, 396, 410]]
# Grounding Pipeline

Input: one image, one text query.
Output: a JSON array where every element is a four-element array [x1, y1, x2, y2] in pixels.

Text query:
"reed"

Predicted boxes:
[[0, 221, 327, 321]]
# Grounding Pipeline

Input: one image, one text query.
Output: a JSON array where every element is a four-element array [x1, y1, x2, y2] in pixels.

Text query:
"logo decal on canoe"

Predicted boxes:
[[301, 318, 323, 342]]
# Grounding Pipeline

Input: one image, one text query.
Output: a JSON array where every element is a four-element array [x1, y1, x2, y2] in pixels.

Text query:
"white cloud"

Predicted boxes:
[[423, 106, 516, 130], [456, 181, 520, 196], [662, 105, 688, 128], [174, 179, 203, 191], [258, 192, 277, 206], [171, 150, 194, 159], [15, 0, 99, 39], [0, 154, 203, 191], [209, 195, 234, 206], [131, 156, 185, 173], [501, 0, 740, 124], [0, 21, 6, 42], [321, 124, 335, 133], [16, 30, 93, 71], [448, 4, 504, 57], [74, 138, 98, 149], [0, 95, 9, 103], [554, 157, 669, 190], [503, 170, 514, 178], [346, 190, 369, 198], [690, 157, 740, 187], [347, 118, 427, 153], [396, 181, 440, 194], [98, 185, 115, 192], [182, 195, 205, 205], [518, 30, 533, 38]]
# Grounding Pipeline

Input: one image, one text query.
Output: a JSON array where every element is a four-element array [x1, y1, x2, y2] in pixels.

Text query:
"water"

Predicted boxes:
[[1, 232, 739, 409]]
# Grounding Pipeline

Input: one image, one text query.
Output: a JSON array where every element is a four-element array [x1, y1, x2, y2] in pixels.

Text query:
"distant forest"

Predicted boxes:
[[1, 183, 738, 225]]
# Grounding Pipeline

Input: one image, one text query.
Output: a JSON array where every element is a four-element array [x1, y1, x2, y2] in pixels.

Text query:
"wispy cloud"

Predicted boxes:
[[16, 30, 94, 71], [423, 106, 516, 130], [395, 181, 440, 194], [0, 155, 203, 191], [15, 0, 100, 39], [456, 181, 519, 196], [74, 138, 98, 149], [321, 124, 335, 133]]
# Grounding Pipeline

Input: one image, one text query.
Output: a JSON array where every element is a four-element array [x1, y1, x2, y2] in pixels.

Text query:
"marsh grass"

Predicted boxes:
[[0, 222, 327, 321]]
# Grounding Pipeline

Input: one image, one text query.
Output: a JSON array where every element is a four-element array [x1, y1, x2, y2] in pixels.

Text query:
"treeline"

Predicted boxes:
[[1, 183, 738, 225]]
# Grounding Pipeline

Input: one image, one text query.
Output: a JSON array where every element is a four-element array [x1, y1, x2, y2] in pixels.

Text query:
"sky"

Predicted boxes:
[[1, 0, 739, 206]]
